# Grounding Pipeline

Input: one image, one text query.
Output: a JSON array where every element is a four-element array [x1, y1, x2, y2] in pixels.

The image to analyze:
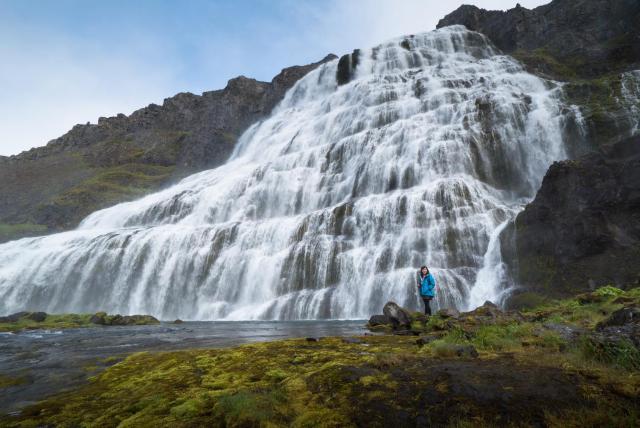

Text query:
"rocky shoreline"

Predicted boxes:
[[2, 286, 638, 427], [0, 311, 159, 332]]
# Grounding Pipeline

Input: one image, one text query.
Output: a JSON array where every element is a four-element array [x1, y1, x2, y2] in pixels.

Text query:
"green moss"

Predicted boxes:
[[0, 313, 94, 332], [4, 290, 640, 427], [0, 312, 158, 332], [0, 374, 27, 389], [0, 223, 48, 242]]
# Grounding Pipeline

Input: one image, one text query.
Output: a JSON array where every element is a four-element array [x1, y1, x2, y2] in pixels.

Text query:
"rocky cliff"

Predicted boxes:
[[0, 55, 335, 242], [513, 136, 640, 297], [439, 0, 640, 300], [438, 0, 640, 150], [437, 0, 640, 79]]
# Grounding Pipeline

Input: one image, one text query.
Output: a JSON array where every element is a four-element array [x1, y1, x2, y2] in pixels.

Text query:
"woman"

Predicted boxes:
[[416, 265, 436, 315]]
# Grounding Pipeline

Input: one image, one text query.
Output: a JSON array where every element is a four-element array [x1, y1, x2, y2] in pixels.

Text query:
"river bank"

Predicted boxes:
[[2, 287, 639, 427]]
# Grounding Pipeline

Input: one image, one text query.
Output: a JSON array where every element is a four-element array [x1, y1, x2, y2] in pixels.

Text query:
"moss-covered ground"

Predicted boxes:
[[0, 312, 159, 333], [2, 288, 639, 427]]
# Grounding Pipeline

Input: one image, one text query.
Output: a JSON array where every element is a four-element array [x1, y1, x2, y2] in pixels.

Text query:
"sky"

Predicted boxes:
[[0, 0, 549, 156]]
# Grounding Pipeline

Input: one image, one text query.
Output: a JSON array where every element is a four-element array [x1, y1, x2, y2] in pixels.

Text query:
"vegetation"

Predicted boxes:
[[2, 287, 639, 427], [0, 223, 48, 242], [0, 312, 159, 333]]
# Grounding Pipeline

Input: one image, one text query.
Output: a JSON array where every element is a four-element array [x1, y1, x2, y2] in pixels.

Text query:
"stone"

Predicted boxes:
[[437, 308, 460, 319], [89, 312, 107, 325], [173, 319, 184, 324], [0, 312, 29, 323], [367, 314, 391, 327], [27, 312, 47, 322], [515, 137, 640, 297], [305, 337, 319, 342], [382, 302, 412, 327], [596, 307, 640, 330]]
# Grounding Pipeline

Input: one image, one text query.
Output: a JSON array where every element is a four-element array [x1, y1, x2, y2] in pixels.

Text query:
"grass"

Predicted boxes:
[[0, 223, 48, 242], [0, 312, 159, 333], [2, 287, 639, 427]]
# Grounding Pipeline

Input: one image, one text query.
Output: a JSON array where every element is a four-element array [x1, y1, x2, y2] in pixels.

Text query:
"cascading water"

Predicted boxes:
[[0, 26, 570, 320]]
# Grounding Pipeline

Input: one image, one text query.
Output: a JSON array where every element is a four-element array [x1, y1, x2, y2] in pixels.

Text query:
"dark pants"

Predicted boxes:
[[422, 297, 433, 315]]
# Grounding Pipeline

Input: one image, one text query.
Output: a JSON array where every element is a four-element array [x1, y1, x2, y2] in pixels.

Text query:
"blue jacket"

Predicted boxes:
[[417, 272, 436, 297]]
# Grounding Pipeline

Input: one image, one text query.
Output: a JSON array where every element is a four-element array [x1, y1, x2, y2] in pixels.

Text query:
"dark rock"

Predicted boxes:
[[437, 0, 640, 79], [596, 307, 640, 330], [382, 302, 412, 327], [0, 54, 337, 241], [437, 344, 479, 358], [393, 330, 419, 336], [305, 337, 319, 342], [416, 335, 439, 347], [336, 49, 360, 85], [576, 292, 607, 305], [89, 312, 107, 325], [515, 137, 640, 297], [173, 319, 184, 324], [437, 308, 460, 319], [0, 312, 29, 323], [542, 322, 587, 342], [368, 314, 391, 326], [27, 312, 47, 322]]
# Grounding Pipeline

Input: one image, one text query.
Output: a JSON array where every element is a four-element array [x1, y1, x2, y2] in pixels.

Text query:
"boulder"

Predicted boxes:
[[368, 314, 391, 327], [173, 319, 184, 324], [90, 311, 107, 325], [0, 311, 29, 323], [382, 302, 412, 327], [27, 312, 47, 322]]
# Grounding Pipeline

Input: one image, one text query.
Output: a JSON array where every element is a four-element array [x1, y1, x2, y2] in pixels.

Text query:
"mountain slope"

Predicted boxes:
[[0, 55, 335, 242]]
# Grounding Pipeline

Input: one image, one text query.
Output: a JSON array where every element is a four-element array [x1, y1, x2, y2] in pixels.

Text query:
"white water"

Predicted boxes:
[[0, 26, 570, 320]]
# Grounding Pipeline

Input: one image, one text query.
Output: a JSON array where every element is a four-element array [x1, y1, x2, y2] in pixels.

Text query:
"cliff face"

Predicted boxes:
[[439, 0, 640, 299], [437, 0, 640, 79], [514, 136, 640, 297], [0, 55, 336, 241], [438, 0, 640, 150]]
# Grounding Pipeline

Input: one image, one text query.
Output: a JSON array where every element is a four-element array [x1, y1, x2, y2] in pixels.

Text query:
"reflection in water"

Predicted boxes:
[[0, 320, 365, 414]]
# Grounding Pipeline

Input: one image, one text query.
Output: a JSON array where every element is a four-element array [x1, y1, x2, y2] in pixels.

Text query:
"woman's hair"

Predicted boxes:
[[420, 265, 429, 274]]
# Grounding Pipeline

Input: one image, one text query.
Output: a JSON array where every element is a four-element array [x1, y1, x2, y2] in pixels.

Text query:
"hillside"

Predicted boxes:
[[0, 54, 335, 242]]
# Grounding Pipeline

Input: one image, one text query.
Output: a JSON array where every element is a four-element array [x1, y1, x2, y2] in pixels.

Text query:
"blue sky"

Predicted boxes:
[[0, 0, 549, 156]]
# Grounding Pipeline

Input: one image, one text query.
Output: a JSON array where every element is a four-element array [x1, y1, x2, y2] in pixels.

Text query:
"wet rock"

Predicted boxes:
[[542, 322, 587, 343], [305, 337, 319, 342], [382, 302, 412, 327], [596, 307, 640, 330], [27, 312, 47, 322], [466, 301, 502, 318], [173, 319, 184, 324], [368, 314, 391, 327], [515, 137, 640, 297], [0, 312, 29, 323], [89, 312, 107, 325], [437, 308, 460, 319], [90, 312, 159, 326]]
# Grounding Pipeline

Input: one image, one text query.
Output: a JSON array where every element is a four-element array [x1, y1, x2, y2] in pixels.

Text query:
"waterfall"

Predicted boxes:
[[0, 26, 570, 320]]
